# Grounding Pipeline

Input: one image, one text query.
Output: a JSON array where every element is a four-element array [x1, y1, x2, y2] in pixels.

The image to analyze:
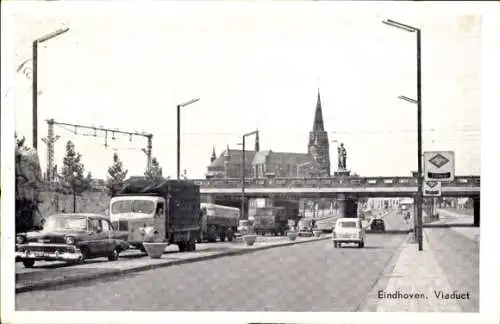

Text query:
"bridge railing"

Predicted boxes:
[[192, 176, 480, 188]]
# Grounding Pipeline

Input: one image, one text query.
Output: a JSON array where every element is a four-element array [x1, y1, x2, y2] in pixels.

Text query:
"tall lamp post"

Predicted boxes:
[[240, 130, 259, 219], [383, 18, 423, 251], [176, 98, 200, 180], [32, 27, 70, 150]]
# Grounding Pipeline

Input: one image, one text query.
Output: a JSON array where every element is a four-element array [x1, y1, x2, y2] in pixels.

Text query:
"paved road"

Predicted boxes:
[[16, 234, 407, 311], [425, 228, 479, 312], [380, 209, 410, 231]]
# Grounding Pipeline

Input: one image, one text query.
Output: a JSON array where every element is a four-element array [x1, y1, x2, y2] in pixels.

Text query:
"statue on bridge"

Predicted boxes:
[[337, 143, 347, 171]]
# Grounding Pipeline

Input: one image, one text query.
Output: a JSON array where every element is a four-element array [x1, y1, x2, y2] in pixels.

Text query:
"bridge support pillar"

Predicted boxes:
[[337, 194, 346, 218], [473, 196, 480, 227], [337, 195, 358, 218]]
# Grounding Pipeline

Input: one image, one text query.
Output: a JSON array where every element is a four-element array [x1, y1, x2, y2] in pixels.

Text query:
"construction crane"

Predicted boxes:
[[42, 119, 153, 182]]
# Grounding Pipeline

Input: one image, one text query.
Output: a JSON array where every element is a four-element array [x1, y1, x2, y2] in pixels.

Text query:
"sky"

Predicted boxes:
[[6, 2, 482, 180]]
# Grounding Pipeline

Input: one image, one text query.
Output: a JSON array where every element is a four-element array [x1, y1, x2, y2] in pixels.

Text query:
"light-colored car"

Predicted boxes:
[[332, 218, 366, 248]]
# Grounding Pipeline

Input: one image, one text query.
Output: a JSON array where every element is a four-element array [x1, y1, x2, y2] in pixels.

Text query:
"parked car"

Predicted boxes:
[[370, 218, 386, 232], [15, 213, 130, 268], [332, 218, 366, 248]]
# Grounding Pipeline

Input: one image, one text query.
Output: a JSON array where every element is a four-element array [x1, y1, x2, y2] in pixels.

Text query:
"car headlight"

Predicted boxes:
[[16, 235, 25, 244], [65, 236, 75, 245]]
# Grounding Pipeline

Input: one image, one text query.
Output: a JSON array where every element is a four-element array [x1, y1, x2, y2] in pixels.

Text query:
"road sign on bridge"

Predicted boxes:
[[423, 181, 442, 197]]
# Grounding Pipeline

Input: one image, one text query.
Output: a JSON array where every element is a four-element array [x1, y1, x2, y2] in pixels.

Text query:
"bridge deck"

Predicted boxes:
[[194, 176, 480, 197]]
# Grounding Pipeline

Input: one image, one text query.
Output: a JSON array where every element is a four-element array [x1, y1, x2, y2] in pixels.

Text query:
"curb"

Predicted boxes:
[[16, 236, 330, 294], [423, 223, 476, 228]]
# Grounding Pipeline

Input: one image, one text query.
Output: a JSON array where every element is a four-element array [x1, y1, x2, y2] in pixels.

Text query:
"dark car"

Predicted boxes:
[[370, 219, 386, 232], [15, 213, 130, 268], [298, 219, 315, 237]]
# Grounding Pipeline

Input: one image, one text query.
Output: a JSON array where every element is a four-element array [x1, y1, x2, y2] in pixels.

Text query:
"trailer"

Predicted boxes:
[[199, 203, 239, 242]]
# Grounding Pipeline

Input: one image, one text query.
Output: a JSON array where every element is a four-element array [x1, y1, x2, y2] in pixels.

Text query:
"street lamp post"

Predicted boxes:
[[32, 27, 70, 150], [240, 130, 259, 219], [383, 18, 423, 251], [176, 98, 200, 180]]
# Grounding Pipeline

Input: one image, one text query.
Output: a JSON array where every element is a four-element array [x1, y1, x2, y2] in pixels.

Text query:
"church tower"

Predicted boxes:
[[308, 89, 330, 177]]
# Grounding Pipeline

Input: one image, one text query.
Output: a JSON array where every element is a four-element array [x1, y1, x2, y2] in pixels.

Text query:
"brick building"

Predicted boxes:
[[205, 90, 331, 179]]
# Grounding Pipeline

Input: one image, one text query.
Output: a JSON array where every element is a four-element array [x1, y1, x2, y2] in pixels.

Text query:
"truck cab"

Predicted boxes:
[[109, 195, 167, 250]]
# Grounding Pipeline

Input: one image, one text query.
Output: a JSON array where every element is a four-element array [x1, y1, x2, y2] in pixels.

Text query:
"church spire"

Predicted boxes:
[[313, 88, 325, 131], [210, 145, 216, 162], [255, 131, 260, 152]]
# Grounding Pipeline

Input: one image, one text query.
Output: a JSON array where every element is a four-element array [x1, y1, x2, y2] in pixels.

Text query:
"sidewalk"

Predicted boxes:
[[361, 229, 475, 312]]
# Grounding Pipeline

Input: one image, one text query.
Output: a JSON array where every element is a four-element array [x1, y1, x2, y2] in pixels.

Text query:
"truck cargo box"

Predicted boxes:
[[117, 179, 200, 231]]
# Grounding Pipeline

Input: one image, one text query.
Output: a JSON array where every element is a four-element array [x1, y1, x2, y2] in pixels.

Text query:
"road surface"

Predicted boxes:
[[16, 234, 407, 311], [380, 209, 410, 231], [425, 227, 479, 312]]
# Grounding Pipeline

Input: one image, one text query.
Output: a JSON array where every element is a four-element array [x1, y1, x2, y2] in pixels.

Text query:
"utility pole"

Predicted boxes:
[[32, 27, 70, 150], [144, 134, 153, 173], [383, 18, 423, 251], [240, 129, 259, 220], [41, 119, 60, 182]]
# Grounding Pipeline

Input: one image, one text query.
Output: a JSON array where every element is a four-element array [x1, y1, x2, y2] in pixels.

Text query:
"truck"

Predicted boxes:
[[15, 143, 44, 234], [249, 198, 289, 236], [109, 178, 201, 252], [199, 203, 239, 242]]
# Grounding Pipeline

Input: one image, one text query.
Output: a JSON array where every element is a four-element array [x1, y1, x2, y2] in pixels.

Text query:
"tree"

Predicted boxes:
[[106, 152, 128, 197], [15, 133, 44, 232], [144, 157, 163, 181], [15, 132, 27, 149], [58, 141, 92, 212]]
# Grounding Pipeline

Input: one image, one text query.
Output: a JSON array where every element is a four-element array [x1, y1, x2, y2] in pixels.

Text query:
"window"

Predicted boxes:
[[156, 202, 164, 217], [338, 221, 357, 228], [101, 220, 111, 232], [88, 219, 102, 232]]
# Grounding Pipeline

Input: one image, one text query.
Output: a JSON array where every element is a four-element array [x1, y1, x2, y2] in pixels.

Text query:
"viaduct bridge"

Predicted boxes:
[[193, 175, 480, 226]]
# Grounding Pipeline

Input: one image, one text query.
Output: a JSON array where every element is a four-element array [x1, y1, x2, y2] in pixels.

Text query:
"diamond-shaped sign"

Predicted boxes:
[[424, 181, 442, 197], [424, 151, 455, 182], [429, 154, 450, 169], [426, 181, 438, 188]]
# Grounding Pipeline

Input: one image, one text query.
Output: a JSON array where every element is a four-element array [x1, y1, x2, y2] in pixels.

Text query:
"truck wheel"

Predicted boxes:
[[219, 233, 226, 242], [187, 240, 196, 251], [227, 231, 234, 242], [22, 259, 35, 268], [178, 242, 186, 252]]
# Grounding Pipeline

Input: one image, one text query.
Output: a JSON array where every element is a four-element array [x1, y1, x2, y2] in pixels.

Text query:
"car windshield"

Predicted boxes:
[[111, 200, 155, 215], [43, 215, 88, 232], [338, 221, 357, 228]]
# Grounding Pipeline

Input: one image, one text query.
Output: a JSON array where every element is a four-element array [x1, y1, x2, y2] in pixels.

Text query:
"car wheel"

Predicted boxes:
[[108, 248, 119, 261], [188, 239, 196, 251], [178, 242, 187, 252], [22, 259, 35, 268]]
